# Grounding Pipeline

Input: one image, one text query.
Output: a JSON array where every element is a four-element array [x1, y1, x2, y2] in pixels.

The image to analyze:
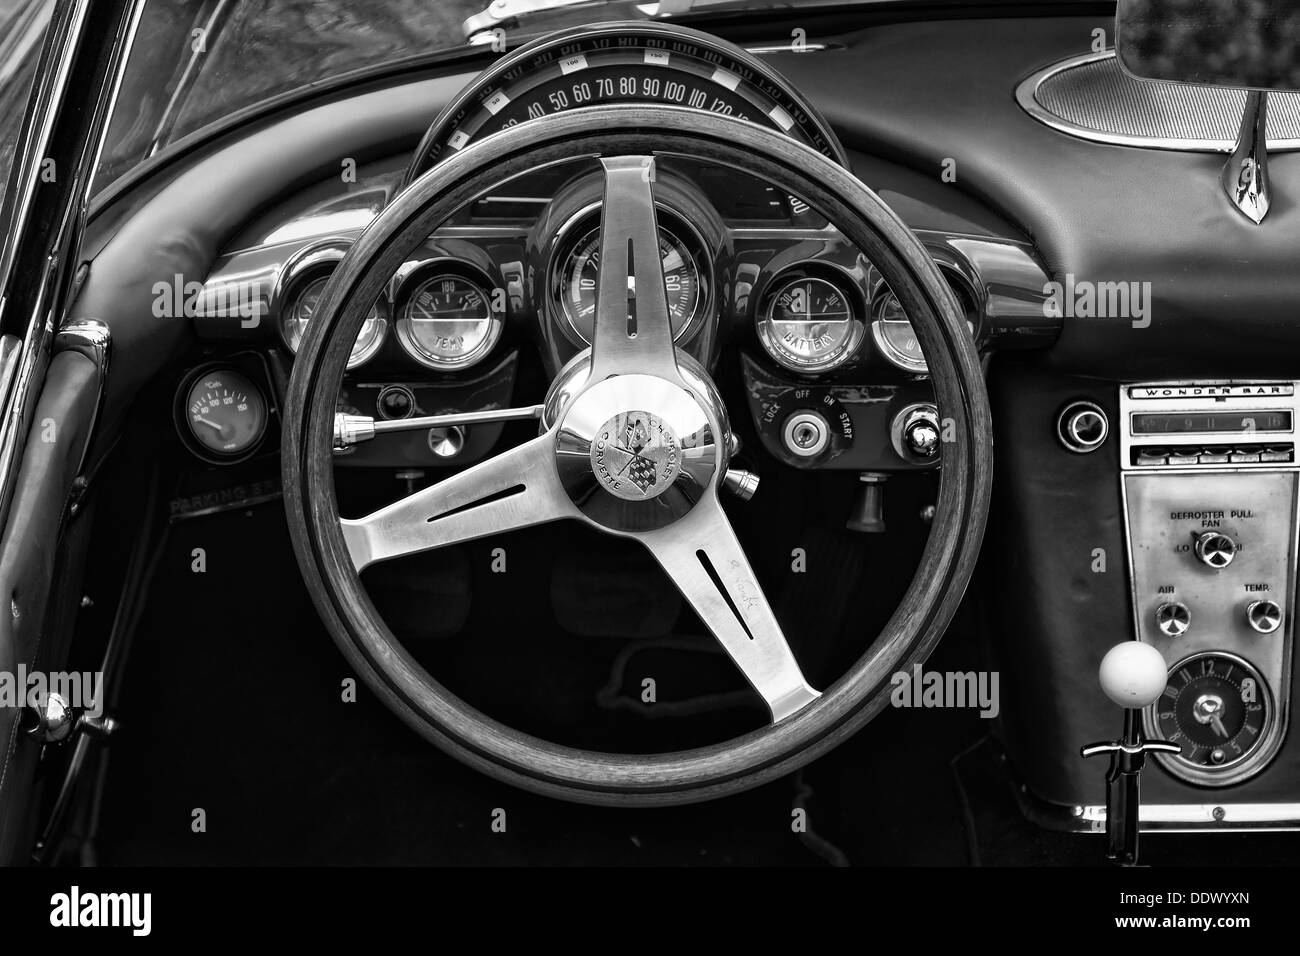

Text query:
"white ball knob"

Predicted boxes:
[[1099, 642, 1168, 709]]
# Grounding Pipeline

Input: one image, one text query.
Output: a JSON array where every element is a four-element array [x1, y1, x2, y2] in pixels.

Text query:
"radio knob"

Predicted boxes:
[[1246, 599, 1283, 634], [1154, 602, 1191, 638], [1193, 531, 1237, 569]]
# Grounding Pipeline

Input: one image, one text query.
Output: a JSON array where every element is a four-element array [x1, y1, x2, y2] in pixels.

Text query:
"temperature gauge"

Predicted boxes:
[[397, 272, 502, 370], [180, 367, 269, 462]]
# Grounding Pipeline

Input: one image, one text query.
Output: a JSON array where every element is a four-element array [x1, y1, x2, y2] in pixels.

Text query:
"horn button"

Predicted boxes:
[[550, 370, 724, 532]]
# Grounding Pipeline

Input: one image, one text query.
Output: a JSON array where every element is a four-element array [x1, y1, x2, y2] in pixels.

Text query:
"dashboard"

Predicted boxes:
[[69, 9, 1300, 833], [182, 25, 1050, 477]]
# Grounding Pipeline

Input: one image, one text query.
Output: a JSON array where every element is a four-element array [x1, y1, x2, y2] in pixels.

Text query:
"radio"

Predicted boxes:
[[1119, 382, 1300, 786]]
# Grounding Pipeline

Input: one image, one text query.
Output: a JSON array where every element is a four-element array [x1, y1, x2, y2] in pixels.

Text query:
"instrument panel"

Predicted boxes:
[[185, 21, 1053, 469]]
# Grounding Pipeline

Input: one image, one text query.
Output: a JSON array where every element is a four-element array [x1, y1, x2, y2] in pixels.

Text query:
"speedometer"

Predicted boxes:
[[405, 22, 846, 182]]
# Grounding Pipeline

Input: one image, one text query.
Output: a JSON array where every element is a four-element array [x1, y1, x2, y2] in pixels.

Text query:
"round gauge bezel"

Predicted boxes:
[[870, 285, 929, 374], [174, 363, 270, 465], [1146, 650, 1279, 787], [755, 263, 867, 373], [548, 201, 712, 350], [277, 240, 388, 370], [393, 260, 504, 371]]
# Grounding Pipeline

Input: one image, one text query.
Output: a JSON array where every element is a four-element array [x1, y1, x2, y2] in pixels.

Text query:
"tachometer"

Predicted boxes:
[[557, 220, 704, 346], [405, 22, 846, 182]]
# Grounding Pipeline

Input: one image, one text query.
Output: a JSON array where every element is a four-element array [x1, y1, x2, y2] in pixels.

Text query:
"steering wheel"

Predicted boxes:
[[282, 105, 992, 805]]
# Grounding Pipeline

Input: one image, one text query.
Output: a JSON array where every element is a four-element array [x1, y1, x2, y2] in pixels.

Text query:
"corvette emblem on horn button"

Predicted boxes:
[[590, 410, 681, 501]]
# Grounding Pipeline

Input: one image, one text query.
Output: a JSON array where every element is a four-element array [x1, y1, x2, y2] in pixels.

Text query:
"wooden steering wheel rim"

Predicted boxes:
[[282, 105, 993, 806]]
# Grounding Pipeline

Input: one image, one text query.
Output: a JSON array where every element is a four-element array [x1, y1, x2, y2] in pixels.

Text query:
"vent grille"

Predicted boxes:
[[1016, 51, 1300, 152]]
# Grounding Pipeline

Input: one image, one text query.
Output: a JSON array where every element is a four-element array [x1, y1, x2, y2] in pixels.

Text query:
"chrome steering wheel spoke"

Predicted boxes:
[[341, 432, 572, 570], [640, 492, 821, 723], [588, 156, 682, 384]]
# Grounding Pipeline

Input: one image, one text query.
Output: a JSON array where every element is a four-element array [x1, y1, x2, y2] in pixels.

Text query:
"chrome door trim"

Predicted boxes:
[[0, 0, 144, 531]]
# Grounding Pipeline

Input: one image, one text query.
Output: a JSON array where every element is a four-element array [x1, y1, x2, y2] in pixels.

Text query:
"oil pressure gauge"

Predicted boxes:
[[178, 366, 269, 463], [756, 272, 864, 373]]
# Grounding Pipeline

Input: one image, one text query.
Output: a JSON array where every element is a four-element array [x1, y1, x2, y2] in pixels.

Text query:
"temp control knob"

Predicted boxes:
[[1154, 601, 1191, 638], [1193, 531, 1237, 569], [1246, 599, 1283, 634]]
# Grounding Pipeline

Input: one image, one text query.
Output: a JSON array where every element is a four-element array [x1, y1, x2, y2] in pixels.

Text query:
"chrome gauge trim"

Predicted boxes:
[[870, 291, 928, 374], [1147, 650, 1276, 785], [393, 262, 504, 371], [277, 239, 388, 370], [547, 200, 712, 350], [755, 265, 866, 373]]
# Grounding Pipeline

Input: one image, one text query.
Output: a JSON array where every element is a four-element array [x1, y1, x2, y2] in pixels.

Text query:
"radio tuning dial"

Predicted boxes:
[[1194, 531, 1237, 569]]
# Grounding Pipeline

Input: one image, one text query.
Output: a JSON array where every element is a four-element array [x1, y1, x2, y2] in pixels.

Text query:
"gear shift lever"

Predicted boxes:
[[1081, 642, 1181, 866]]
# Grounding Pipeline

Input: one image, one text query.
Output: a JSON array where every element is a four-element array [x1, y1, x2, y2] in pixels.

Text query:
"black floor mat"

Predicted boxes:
[[90, 502, 1299, 866]]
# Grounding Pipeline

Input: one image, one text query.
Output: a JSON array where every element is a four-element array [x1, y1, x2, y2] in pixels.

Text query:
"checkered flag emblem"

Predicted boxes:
[[622, 417, 657, 493], [625, 454, 658, 493]]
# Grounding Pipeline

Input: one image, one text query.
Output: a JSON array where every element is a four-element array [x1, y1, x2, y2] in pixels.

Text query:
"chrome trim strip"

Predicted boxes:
[[0, 1, 143, 533], [53, 316, 110, 476], [1071, 802, 1300, 833], [1015, 50, 1300, 154]]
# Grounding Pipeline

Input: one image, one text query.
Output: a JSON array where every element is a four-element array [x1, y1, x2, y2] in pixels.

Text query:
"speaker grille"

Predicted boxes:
[[1016, 51, 1300, 152]]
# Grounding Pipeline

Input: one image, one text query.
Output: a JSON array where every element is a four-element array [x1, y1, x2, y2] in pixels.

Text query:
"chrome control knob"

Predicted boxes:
[[1246, 599, 1283, 634], [721, 468, 760, 501], [1194, 531, 1237, 569], [904, 416, 940, 458], [1154, 602, 1191, 638], [1057, 401, 1109, 453], [25, 692, 74, 744], [891, 403, 940, 462], [427, 425, 465, 459]]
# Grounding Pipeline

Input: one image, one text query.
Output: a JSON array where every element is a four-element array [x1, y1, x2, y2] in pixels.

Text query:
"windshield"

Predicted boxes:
[[93, 0, 1023, 197]]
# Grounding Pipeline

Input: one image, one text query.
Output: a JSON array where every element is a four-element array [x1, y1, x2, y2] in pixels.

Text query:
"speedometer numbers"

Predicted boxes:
[[406, 22, 846, 181]]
